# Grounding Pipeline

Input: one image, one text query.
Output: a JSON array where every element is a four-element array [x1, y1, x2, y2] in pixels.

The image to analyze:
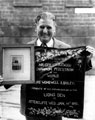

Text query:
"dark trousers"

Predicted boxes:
[[26, 116, 62, 120]]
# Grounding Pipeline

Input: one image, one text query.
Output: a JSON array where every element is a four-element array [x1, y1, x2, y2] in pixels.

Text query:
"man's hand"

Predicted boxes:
[[86, 46, 95, 57]]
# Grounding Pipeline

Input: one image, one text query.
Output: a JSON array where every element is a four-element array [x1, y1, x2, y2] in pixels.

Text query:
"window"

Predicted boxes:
[[13, 0, 42, 7], [65, 0, 93, 8]]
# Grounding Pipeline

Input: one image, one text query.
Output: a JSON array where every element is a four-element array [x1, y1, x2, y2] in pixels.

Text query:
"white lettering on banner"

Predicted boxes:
[[57, 93, 65, 98], [54, 67, 74, 72], [43, 93, 55, 97], [29, 100, 47, 105]]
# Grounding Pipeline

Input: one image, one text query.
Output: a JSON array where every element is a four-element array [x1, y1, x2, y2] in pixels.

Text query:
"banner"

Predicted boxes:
[[26, 46, 86, 118]]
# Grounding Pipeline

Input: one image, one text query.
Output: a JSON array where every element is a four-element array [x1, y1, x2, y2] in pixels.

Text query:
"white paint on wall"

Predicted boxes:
[[75, 8, 95, 13]]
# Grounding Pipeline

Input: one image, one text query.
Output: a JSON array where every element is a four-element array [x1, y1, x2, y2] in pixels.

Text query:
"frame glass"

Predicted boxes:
[[2, 44, 35, 84]]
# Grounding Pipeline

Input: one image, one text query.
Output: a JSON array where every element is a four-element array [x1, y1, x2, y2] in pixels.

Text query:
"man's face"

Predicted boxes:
[[36, 19, 56, 43]]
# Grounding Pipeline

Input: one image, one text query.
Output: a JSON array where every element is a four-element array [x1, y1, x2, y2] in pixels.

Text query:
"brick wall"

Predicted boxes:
[[0, 0, 94, 45], [0, 0, 95, 74]]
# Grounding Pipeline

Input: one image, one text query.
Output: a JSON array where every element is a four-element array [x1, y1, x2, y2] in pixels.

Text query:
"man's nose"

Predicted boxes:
[[43, 27, 48, 33]]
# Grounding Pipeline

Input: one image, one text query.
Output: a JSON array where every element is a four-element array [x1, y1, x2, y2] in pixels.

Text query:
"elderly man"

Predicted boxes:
[[21, 12, 93, 120], [21, 12, 71, 120]]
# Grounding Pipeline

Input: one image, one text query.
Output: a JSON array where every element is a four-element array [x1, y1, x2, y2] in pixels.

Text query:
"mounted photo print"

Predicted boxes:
[[2, 44, 35, 84], [11, 55, 23, 71]]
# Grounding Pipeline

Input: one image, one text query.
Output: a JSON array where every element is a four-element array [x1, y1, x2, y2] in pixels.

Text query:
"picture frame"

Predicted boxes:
[[1, 44, 35, 84]]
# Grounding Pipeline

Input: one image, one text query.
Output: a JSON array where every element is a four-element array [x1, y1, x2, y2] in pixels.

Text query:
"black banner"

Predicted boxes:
[[26, 46, 86, 118]]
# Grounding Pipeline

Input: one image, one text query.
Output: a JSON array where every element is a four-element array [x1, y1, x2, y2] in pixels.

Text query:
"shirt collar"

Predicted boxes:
[[37, 38, 54, 47]]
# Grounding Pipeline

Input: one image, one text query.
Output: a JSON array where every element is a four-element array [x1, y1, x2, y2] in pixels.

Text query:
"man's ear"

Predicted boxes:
[[53, 26, 56, 36], [35, 26, 38, 32], [35, 28, 37, 32]]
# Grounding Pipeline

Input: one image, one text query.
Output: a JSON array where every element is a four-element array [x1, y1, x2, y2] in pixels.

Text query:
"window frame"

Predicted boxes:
[[65, 0, 93, 8], [13, 0, 42, 7]]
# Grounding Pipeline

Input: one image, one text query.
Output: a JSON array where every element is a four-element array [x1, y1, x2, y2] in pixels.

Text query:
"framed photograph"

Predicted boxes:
[[2, 44, 35, 84]]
